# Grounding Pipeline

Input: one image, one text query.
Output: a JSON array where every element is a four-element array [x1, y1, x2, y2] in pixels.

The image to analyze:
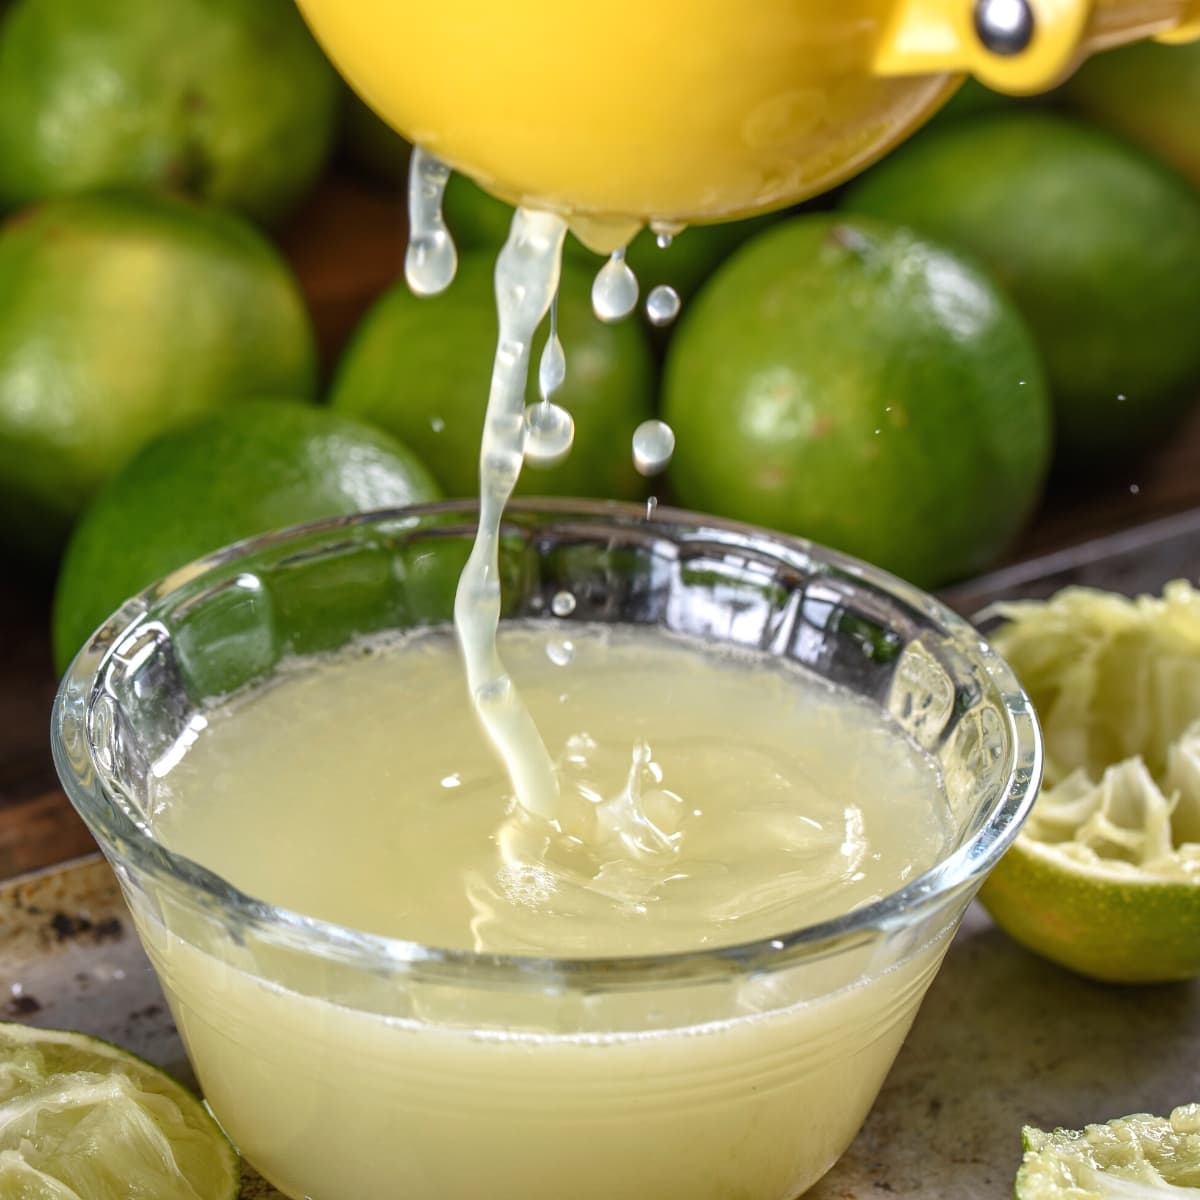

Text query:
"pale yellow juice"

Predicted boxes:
[[134, 623, 957, 1200]]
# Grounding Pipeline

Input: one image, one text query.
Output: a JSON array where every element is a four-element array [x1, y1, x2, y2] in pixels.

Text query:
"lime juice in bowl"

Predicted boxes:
[[52, 501, 1041, 1200]]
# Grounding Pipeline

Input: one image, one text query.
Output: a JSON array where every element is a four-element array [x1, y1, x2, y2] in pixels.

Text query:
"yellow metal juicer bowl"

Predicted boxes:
[[296, 0, 1200, 246]]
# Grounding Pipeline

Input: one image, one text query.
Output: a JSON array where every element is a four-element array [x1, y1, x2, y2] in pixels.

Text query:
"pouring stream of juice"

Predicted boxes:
[[447, 201, 683, 839], [405, 135, 685, 832], [446, 207, 566, 821]]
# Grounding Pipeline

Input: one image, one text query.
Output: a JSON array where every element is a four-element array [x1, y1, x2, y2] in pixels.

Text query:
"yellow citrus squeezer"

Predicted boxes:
[[296, 0, 1200, 240]]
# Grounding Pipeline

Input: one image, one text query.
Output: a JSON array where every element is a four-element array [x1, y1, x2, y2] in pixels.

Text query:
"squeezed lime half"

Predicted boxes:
[[0, 1021, 238, 1199], [1016, 1105, 1200, 1197], [980, 582, 1200, 983]]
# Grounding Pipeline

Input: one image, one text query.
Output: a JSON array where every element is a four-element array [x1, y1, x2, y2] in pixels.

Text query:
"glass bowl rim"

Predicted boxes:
[[51, 498, 1042, 988]]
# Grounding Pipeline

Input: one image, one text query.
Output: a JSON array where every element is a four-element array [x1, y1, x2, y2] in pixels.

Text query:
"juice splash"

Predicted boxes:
[[153, 624, 952, 956]]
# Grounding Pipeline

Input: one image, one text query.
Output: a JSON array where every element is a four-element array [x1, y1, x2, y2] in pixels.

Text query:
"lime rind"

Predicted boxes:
[[1015, 1105, 1200, 1198], [0, 1021, 238, 1200]]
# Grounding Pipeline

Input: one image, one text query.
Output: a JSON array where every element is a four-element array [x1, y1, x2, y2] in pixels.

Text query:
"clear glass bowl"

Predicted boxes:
[[52, 500, 1041, 1200]]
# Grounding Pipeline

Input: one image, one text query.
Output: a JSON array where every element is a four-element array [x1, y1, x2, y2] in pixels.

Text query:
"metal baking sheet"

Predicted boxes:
[[940, 506, 1200, 614], [2, 855, 1196, 1199]]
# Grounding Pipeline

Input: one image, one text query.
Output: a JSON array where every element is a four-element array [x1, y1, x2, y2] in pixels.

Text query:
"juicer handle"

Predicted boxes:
[[874, 0, 1200, 94]]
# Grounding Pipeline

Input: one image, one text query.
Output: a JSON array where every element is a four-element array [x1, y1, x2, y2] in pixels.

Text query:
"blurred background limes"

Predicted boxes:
[[0, 2, 1192, 654], [52, 400, 439, 670], [846, 112, 1200, 467], [0, 0, 341, 224], [662, 215, 1052, 588], [0, 191, 317, 556], [1062, 40, 1200, 192]]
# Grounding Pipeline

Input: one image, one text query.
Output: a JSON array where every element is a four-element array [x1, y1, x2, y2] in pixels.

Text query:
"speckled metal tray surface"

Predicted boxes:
[[2, 856, 1197, 1199]]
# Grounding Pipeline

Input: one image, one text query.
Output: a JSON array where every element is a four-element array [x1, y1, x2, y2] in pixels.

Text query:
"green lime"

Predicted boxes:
[[53, 399, 440, 672], [0, 0, 340, 224], [662, 214, 1051, 589], [0, 1020, 239, 1199], [1015, 1106, 1200, 1197], [0, 191, 318, 556], [330, 251, 655, 500], [1063, 40, 1200, 193], [980, 582, 1200, 984], [846, 112, 1200, 465]]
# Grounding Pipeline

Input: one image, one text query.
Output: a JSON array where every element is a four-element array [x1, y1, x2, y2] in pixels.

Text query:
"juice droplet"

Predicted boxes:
[[645, 284, 681, 327], [591, 249, 639, 323], [538, 297, 567, 402], [523, 401, 574, 466], [524, 293, 573, 467], [632, 419, 676, 476], [405, 147, 457, 297], [650, 218, 686, 248], [551, 591, 576, 617]]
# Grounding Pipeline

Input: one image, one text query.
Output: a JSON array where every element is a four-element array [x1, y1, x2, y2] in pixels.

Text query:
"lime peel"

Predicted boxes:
[[980, 582, 1200, 982], [1016, 1105, 1200, 1198], [0, 1021, 238, 1200]]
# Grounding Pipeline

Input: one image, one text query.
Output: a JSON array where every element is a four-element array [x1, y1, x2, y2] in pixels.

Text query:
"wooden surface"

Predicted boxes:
[[3, 172, 1200, 883]]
